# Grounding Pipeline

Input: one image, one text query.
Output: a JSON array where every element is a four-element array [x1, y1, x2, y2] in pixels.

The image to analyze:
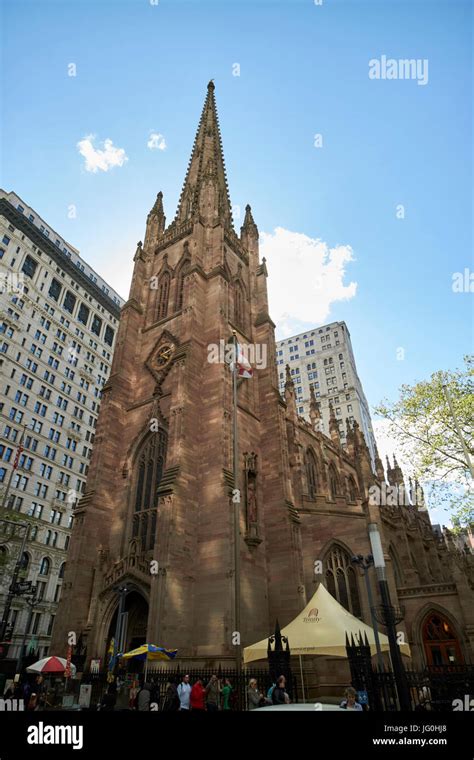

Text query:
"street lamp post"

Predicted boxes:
[[0, 519, 30, 641], [351, 554, 384, 672], [16, 587, 38, 676], [368, 523, 411, 711]]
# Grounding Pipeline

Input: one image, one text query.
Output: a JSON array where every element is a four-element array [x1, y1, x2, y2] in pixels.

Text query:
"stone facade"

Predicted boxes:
[[51, 83, 474, 689]]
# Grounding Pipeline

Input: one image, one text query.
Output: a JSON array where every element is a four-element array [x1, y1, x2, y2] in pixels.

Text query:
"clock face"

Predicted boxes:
[[156, 343, 174, 368]]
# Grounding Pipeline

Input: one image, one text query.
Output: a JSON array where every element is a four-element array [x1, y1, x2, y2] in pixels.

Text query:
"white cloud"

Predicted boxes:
[[77, 135, 128, 173], [147, 132, 167, 151], [260, 227, 357, 336]]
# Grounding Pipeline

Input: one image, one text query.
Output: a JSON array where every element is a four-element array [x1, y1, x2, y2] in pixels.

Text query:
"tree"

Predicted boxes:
[[374, 355, 473, 529]]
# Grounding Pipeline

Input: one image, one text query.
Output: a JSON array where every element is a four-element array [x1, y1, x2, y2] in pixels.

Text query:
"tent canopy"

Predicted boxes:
[[243, 583, 411, 664]]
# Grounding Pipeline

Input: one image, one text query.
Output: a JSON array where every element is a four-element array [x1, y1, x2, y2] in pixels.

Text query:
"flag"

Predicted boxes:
[[230, 341, 253, 378], [13, 442, 24, 470]]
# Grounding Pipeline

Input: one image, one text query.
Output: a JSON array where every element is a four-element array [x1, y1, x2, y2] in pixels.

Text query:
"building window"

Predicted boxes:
[[328, 463, 339, 500], [21, 255, 38, 279], [132, 430, 167, 551], [324, 545, 362, 617], [305, 449, 318, 500], [104, 325, 114, 347], [156, 274, 170, 321], [91, 314, 102, 336], [78, 303, 90, 326], [48, 279, 62, 302], [346, 476, 357, 502], [39, 557, 50, 576], [175, 257, 190, 311], [63, 291, 76, 314], [234, 282, 244, 329]]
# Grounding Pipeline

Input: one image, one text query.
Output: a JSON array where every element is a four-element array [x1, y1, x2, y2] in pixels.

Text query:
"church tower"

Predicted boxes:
[[52, 82, 305, 665]]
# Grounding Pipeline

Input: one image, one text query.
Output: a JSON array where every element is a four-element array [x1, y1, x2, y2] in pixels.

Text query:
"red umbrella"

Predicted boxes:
[[26, 656, 76, 675]]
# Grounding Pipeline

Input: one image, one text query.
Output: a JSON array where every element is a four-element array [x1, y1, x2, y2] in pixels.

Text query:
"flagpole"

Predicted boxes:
[[232, 331, 242, 679]]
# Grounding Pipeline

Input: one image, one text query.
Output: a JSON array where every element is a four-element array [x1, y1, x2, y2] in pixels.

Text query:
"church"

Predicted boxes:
[[51, 83, 474, 693]]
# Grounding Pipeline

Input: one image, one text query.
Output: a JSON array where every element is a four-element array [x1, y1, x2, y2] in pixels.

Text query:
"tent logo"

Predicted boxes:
[[304, 607, 320, 623]]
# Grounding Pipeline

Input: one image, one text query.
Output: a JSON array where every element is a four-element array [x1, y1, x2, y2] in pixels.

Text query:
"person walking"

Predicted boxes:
[[272, 676, 289, 705], [205, 674, 220, 712], [247, 678, 264, 710], [220, 678, 233, 711], [190, 677, 206, 711], [177, 674, 192, 711]]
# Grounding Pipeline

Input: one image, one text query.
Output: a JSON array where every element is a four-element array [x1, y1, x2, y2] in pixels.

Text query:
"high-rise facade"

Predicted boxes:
[[0, 190, 124, 662], [276, 322, 377, 467]]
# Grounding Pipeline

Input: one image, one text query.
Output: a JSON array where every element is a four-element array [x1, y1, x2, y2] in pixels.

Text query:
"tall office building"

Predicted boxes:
[[275, 321, 377, 467], [0, 190, 124, 662]]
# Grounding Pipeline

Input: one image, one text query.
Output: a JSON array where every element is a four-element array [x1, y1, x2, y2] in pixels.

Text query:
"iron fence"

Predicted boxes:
[[78, 664, 297, 711]]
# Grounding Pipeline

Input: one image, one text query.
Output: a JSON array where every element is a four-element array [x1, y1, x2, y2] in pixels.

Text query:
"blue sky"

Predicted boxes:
[[2, 0, 472, 436]]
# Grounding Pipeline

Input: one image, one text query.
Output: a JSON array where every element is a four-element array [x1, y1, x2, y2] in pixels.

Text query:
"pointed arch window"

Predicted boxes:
[[156, 273, 170, 321], [234, 282, 244, 329], [346, 476, 357, 502], [328, 463, 339, 500], [389, 547, 404, 587], [175, 259, 190, 312], [132, 430, 167, 551], [324, 545, 361, 617], [306, 449, 318, 499]]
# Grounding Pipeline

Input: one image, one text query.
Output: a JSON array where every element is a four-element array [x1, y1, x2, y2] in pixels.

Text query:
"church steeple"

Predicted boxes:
[[173, 81, 233, 229]]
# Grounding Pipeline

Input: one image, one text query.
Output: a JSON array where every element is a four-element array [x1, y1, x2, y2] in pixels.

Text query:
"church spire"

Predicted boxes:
[[173, 81, 233, 229], [144, 191, 166, 250]]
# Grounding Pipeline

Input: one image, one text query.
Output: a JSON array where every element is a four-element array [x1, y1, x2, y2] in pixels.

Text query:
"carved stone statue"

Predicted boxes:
[[247, 478, 258, 524]]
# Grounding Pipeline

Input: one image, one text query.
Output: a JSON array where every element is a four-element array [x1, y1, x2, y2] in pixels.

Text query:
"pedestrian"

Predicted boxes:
[[162, 678, 180, 712], [177, 674, 192, 711], [137, 681, 152, 711], [415, 678, 432, 712], [266, 681, 276, 705], [272, 675, 290, 705], [340, 686, 363, 711], [22, 679, 32, 709], [205, 674, 220, 712], [149, 679, 161, 710], [247, 678, 264, 710], [220, 678, 233, 711], [100, 683, 117, 712], [190, 677, 206, 711]]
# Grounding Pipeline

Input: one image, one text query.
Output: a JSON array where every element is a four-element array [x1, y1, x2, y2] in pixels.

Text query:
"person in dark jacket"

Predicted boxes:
[[162, 679, 180, 711], [100, 683, 117, 711], [272, 675, 289, 705], [137, 682, 152, 711]]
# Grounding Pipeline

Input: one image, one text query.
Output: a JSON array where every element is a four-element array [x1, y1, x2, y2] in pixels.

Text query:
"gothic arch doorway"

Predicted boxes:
[[422, 611, 464, 667], [107, 590, 149, 657]]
